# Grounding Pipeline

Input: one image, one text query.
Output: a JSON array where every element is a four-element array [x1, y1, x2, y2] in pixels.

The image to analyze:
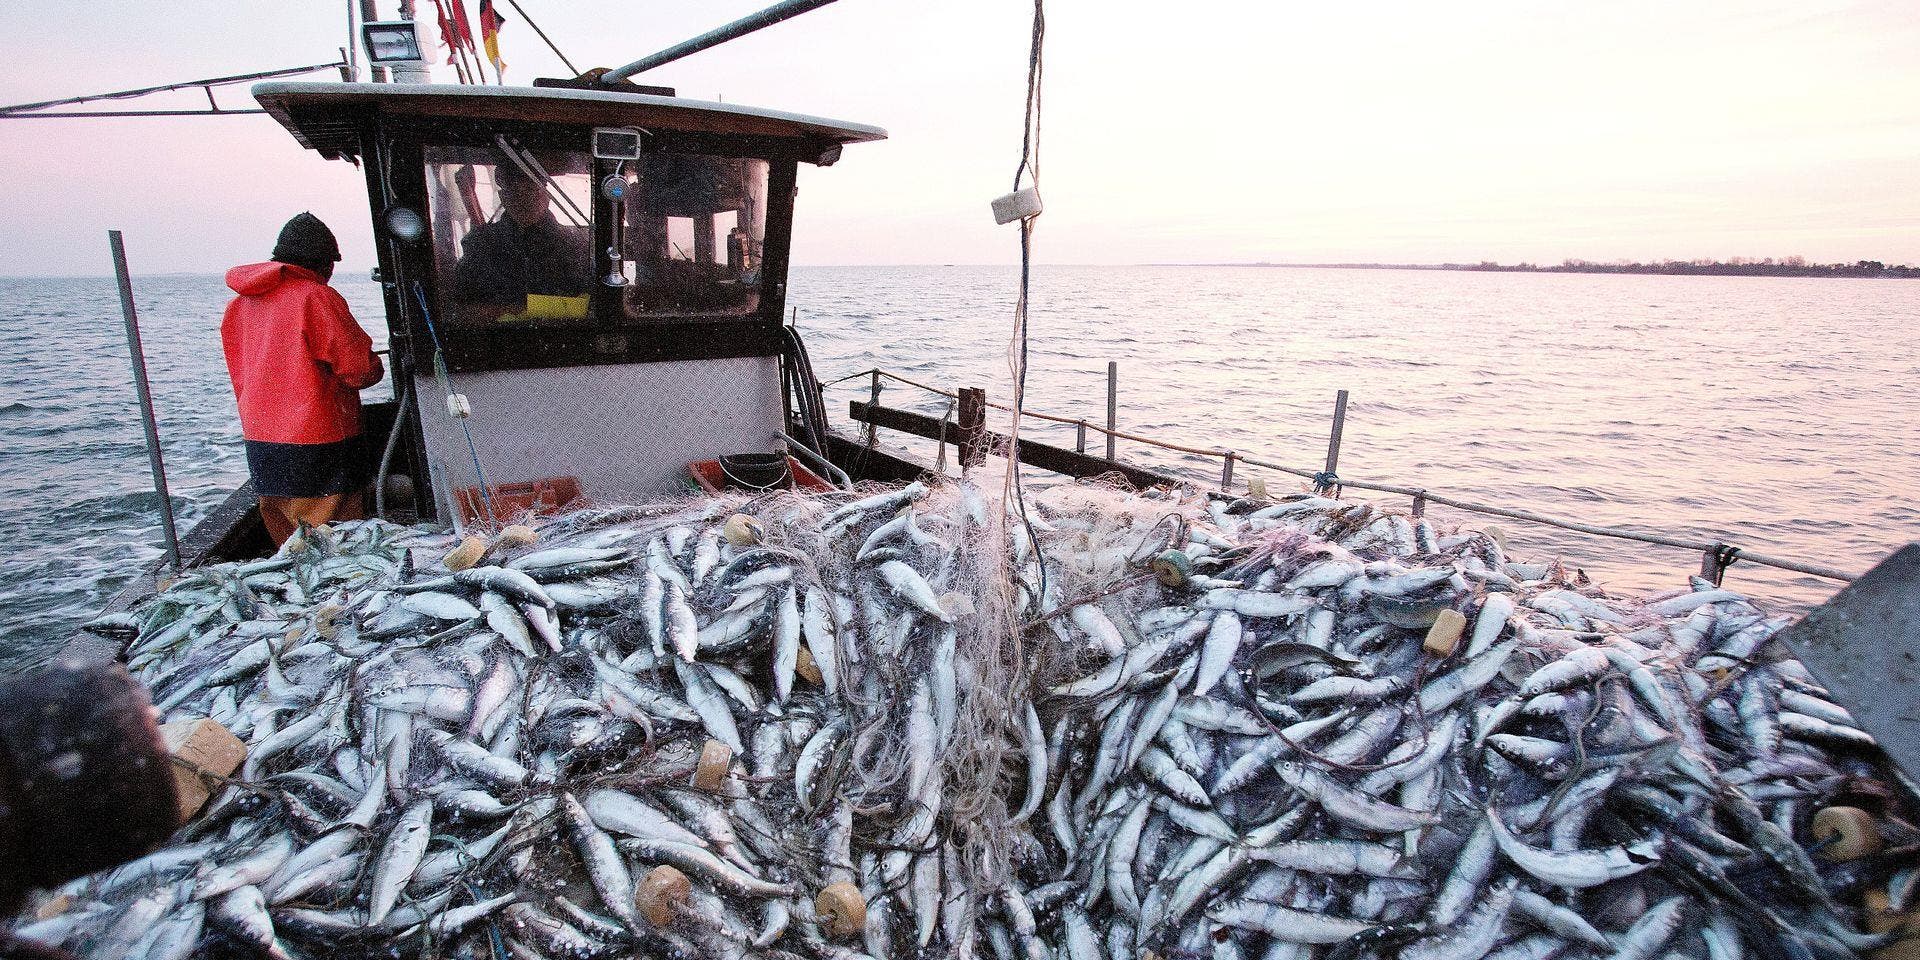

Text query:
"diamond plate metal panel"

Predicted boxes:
[[1769, 543, 1920, 782], [414, 356, 782, 522]]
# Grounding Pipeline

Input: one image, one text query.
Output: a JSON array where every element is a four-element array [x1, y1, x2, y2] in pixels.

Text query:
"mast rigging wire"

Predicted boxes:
[[0, 61, 345, 117], [499, 0, 580, 76]]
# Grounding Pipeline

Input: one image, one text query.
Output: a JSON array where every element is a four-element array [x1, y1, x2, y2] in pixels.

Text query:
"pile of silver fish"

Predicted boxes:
[[11, 480, 1910, 960]]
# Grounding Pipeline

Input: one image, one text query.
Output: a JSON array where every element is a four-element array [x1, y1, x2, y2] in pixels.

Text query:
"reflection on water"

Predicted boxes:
[[0, 265, 1914, 658], [0, 274, 392, 661]]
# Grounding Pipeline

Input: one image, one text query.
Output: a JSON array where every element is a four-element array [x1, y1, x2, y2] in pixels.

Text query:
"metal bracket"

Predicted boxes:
[[1700, 543, 1740, 586]]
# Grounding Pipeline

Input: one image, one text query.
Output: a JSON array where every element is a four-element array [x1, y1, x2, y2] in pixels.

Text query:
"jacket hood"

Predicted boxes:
[[226, 261, 321, 297]]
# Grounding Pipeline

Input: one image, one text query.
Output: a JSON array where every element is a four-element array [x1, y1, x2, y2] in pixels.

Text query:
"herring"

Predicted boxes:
[[26, 483, 1898, 960]]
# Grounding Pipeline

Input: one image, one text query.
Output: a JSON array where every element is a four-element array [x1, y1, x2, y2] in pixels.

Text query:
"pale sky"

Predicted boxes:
[[0, 0, 1915, 275]]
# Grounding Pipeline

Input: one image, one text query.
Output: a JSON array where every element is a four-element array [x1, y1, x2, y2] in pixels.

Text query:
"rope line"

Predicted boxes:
[[833, 366, 1862, 583], [1003, 0, 1049, 608], [849, 368, 1262, 459], [411, 282, 496, 525]]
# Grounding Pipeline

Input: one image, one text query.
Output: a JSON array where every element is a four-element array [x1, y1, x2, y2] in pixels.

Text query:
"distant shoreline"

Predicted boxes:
[[5, 260, 1920, 280], [1189, 259, 1920, 279]]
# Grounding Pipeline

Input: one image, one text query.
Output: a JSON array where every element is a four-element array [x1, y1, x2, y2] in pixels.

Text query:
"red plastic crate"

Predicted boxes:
[[453, 476, 583, 526]]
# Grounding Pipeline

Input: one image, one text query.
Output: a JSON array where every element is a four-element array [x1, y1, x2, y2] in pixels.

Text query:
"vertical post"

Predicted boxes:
[[1700, 545, 1729, 587], [957, 387, 987, 470], [1105, 361, 1118, 462], [864, 370, 881, 449], [693, 214, 717, 265], [1319, 389, 1349, 495], [1220, 452, 1236, 492], [1411, 491, 1427, 518], [358, 0, 388, 82], [110, 231, 181, 570], [1075, 420, 1087, 454]]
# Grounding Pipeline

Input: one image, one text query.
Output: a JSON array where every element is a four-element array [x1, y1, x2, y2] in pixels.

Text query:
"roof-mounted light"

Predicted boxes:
[[363, 21, 424, 65]]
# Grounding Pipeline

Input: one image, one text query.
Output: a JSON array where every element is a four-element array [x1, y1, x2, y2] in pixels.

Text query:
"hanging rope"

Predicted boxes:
[[1003, 0, 1049, 606], [411, 282, 497, 524]]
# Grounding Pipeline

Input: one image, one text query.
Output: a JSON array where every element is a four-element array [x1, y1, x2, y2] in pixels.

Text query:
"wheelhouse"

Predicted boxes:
[[254, 81, 884, 524]]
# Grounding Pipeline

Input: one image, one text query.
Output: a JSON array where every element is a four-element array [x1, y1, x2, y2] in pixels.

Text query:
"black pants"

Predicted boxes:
[[243, 435, 366, 498]]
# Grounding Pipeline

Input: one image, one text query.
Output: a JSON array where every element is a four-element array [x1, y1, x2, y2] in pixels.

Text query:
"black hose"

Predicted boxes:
[[785, 328, 819, 451], [782, 325, 831, 454]]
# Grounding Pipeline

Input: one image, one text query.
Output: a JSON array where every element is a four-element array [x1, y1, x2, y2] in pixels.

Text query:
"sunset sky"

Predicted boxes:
[[0, 0, 1915, 274]]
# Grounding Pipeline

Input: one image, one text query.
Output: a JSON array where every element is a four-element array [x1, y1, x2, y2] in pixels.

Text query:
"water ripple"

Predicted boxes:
[[0, 266, 1915, 660]]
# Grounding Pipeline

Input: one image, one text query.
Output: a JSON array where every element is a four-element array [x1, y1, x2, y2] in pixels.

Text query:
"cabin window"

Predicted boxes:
[[422, 144, 596, 325], [613, 155, 769, 318]]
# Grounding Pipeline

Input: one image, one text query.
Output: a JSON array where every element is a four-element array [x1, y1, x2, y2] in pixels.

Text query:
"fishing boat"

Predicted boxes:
[[64, 13, 958, 659], [63, 0, 1271, 670], [14, 6, 1920, 960]]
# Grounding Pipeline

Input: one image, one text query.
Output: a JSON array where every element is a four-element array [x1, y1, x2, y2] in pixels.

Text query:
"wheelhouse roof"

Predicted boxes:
[[253, 81, 887, 160]]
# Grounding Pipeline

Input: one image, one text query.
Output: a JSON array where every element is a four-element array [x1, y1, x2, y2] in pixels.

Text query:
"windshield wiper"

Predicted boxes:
[[496, 134, 591, 228]]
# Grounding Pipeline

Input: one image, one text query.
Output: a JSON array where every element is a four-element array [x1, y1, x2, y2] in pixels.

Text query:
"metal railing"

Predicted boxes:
[[828, 367, 1863, 585]]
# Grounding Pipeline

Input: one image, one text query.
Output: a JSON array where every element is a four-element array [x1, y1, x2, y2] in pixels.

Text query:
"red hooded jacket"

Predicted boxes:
[[221, 262, 383, 445]]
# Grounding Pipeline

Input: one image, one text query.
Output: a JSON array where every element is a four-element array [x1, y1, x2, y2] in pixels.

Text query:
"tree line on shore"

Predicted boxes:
[[1257, 257, 1918, 278]]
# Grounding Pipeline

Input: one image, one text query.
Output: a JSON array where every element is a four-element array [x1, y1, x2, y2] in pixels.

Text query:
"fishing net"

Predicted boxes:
[[13, 477, 1910, 960]]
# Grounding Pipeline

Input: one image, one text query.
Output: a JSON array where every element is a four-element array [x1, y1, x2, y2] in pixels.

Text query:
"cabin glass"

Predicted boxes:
[[611, 155, 768, 319], [423, 144, 596, 325]]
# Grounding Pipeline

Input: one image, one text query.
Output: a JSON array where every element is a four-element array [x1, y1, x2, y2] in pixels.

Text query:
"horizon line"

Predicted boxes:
[[6, 258, 1916, 281]]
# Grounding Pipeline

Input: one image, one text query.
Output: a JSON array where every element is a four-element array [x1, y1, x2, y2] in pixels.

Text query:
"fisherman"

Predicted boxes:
[[450, 165, 592, 319], [221, 212, 385, 546]]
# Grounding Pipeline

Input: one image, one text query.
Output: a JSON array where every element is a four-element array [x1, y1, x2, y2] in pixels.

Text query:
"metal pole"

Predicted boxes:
[[109, 231, 181, 569], [601, 0, 842, 83], [1076, 420, 1087, 454], [1105, 361, 1118, 462], [1221, 452, 1236, 492], [0, 62, 348, 116], [359, 0, 388, 82], [344, 0, 360, 81], [0, 110, 271, 119], [1319, 389, 1349, 495]]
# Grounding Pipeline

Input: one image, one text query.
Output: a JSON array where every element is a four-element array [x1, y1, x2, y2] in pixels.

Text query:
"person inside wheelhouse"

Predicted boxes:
[[428, 144, 772, 325], [449, 167, 593, 322]]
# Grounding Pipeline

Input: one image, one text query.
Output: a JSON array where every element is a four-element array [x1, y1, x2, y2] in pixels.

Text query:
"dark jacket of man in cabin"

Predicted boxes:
[[450, 171, 592, 317], [221, 213, 385, 546]]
